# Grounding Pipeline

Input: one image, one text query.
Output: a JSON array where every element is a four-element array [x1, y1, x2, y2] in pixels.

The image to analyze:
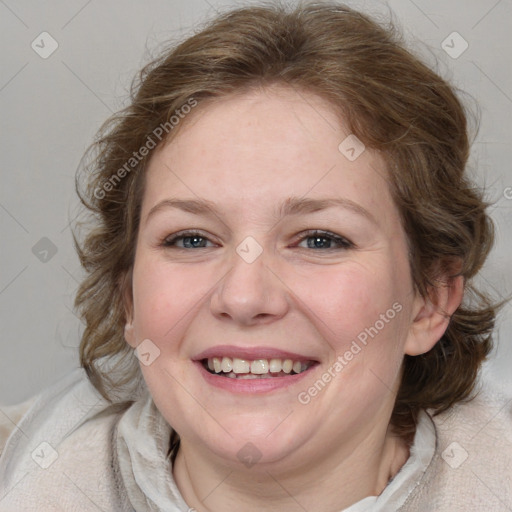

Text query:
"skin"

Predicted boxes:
[[124, 85, 463, 511]]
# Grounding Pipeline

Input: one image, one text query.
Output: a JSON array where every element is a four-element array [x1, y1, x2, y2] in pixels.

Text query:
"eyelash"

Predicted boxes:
[[162, 229, 354, 251]]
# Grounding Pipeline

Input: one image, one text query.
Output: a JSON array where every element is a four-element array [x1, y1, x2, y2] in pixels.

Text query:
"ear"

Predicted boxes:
[[404, 273, 464, 356], [120, 268, 137, 348], [124, 322, 136, 348]]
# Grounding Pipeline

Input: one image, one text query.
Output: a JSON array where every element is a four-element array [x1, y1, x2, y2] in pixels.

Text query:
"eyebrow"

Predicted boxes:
[[145, 196, 377, 225]]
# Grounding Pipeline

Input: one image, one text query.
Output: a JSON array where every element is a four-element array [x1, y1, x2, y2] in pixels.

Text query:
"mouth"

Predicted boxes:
[[193, 346, 320, 393], [201, 356, 316, 379]]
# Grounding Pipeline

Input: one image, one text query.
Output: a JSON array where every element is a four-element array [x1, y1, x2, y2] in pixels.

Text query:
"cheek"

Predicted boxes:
[[129, 258, 208, 412], [131, 257, 211, 344], [296, 260, 403, 344], [295, 258, 411, 399]]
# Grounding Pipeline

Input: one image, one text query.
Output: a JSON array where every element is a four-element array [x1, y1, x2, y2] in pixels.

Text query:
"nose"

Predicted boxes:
[[210, 248, 289, 326]]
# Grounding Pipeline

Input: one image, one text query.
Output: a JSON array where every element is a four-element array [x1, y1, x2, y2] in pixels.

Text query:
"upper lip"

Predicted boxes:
[[193, 345, 319, 362]]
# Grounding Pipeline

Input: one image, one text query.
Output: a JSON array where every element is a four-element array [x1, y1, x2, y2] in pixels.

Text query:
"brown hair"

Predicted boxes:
[[74, 1, 501, 439]]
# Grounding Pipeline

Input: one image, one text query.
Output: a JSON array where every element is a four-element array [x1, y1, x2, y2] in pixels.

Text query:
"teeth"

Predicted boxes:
[[205, 356, 312, 376], [269, 358, 282, 373], [221, 357, 232, 373], [250, 359, 269, 374], [282, 359, 293, 373], [232, 358, 250, 374]]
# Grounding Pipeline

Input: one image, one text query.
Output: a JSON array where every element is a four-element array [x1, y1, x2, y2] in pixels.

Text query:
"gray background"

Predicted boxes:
[[1, 0, 511, 405]]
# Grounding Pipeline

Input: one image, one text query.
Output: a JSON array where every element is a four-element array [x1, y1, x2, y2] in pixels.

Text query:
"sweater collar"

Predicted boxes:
[[114, 391, 436, 512]]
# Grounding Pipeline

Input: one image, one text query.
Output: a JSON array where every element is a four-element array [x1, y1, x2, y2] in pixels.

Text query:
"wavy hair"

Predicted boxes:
[[74, 1, 502, 440]]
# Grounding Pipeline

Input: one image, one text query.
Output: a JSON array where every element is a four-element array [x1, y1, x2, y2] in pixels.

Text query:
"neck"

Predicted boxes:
[[172, 425, 410, 511]]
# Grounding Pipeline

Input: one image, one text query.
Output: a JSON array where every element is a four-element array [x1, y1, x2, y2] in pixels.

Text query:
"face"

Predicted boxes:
[[125, 85, 423, 471]]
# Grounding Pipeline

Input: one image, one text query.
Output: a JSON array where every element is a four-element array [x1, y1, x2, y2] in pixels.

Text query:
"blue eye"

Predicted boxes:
[[163, 231, 214, 249], [162, 229, 353, 250], [297, 230, 353, 250]]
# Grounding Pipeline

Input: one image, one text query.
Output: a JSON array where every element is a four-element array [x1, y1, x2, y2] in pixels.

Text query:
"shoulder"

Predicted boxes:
[[402, 383, 512, 511], [0, 368, 133, 511], [0, 397, 37, 457], [429, 382, 512, 442], [432, 383, 512, 465]]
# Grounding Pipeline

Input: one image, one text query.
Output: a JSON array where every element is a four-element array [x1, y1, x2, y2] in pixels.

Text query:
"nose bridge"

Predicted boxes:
[[210, 240, 288, 324]]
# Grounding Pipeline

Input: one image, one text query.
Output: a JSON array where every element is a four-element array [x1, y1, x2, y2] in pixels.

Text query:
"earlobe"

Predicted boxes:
[[120, 268, 136, 347], [124, 322, 136, 348], [404, 275, 464, 356]]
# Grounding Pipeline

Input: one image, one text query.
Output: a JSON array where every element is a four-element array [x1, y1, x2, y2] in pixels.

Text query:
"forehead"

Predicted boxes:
[[142, 86, 400, 230], [163, 86, 348, 168]]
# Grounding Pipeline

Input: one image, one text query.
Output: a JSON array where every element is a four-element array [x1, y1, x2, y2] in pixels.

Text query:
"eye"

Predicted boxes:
[[161, 229, 353, 251], [295, 230, 354, 250], [162, 230, 216, 249]]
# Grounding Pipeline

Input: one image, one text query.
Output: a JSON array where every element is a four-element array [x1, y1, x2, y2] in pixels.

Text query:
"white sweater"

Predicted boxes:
[[0, 368, 511, 511]]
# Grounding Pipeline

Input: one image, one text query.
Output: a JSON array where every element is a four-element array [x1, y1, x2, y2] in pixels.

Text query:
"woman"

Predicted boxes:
[[0, 2, 510, 511]]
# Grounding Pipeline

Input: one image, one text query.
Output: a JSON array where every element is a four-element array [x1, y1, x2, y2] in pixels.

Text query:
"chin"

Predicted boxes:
[[194, 415, 314, 468]]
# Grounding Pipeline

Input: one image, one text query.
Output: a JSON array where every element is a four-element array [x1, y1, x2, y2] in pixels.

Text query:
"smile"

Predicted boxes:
[[193, 345, 320, 393], [202, 357, 315, 378]]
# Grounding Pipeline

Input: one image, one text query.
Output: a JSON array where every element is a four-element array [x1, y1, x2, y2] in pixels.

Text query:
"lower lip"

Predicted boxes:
[[194, 361, 317, 394]]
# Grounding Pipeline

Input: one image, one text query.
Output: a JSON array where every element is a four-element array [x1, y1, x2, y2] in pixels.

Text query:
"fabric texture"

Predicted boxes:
[[0, 367, 511, 511], [0, 398, 36, 459]]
